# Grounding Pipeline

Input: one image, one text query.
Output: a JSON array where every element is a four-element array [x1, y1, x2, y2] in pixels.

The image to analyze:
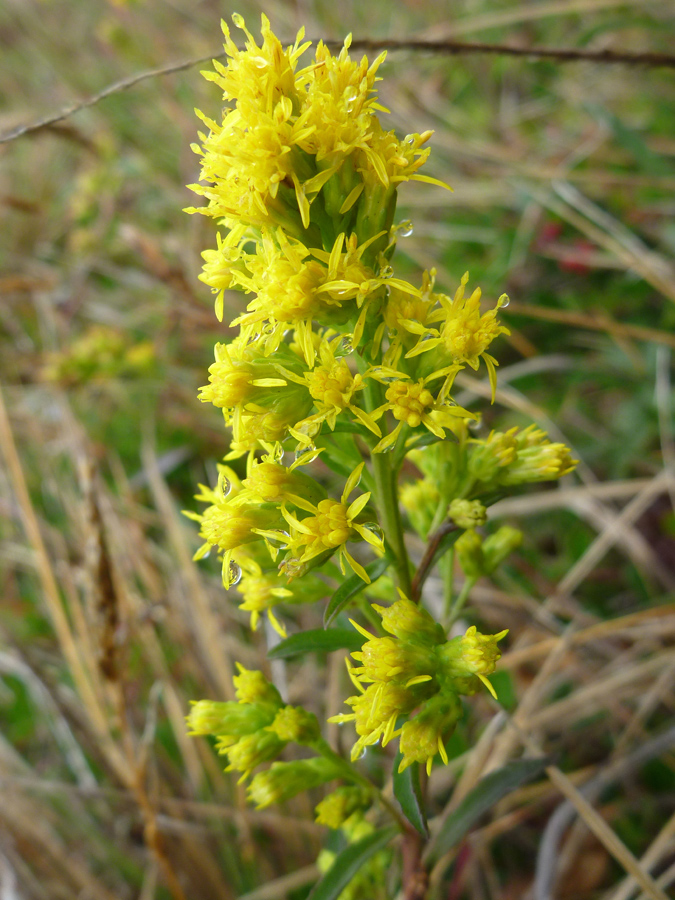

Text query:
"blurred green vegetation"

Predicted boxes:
[[1, 1, 675, 898]]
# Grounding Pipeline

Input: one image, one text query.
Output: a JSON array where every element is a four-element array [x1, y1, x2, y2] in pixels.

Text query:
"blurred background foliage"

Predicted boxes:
[[1, 1, 675, 898]]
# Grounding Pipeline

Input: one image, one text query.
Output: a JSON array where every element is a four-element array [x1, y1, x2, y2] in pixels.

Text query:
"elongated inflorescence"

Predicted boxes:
[[185, 14, 577, 830]]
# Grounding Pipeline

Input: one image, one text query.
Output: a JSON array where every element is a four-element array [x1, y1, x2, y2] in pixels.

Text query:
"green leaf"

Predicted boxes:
[[323, 556, 391, 628], [426, 758, 548, 863], [393, 755, 429, 838], [267, 628, 364, 660], [308, 826, 397, 900]]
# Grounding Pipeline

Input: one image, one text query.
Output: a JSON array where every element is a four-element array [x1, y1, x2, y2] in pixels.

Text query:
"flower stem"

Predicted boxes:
[[444, 577, 476, 630], [361, 375, 412, 596], [312, 738, 407, 830]]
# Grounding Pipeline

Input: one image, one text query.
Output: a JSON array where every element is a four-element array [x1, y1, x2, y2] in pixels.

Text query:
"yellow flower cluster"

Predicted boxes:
[[185, 15, 579, 809], [330, 597, 508, 773]]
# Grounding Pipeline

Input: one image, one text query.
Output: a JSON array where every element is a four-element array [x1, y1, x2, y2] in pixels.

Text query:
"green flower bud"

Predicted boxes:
[[373, 597, 445, 646], [439, 625, 508, 687], [233, 665, 283, 709], [315, 786, 371, 829], [467, 429, 518, 483], [398, 691, 463, 774], [247, 757, 340, 808], [186, 699, 272, 736], [455, 528, 485, 579], [448, 498, 487, 530], [400, 478, 439, 538], [499, 426, 577, 485], [223, 729, 285, 777], [267, 706, 321, 744], [353, 635, 435, 684], [482, 526, 522, 573]]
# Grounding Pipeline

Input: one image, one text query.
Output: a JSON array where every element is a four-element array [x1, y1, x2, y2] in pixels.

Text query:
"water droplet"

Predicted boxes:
[[220, 475, 232, 497], [398, 220, 414, 237], [380, 266, 394, 280], [295, 443, 319, 464], [262, 322, 276, 335], [336, 334, 354, 356], [268, 530, 290, 550], [379, 442, 395, 454], [363, 522, 384, 542], [226, 560, 242, 587], [404, 135, 415, 146], [282, 557, 305, 577], [252, 56, 269, 69], [343, 87, 358, 109], [272, 443, 285, 462], [498, 294, 510, 309], [444, 398, 458, 408], [469, 417, 484, 433], [357, 747, 367, 760]]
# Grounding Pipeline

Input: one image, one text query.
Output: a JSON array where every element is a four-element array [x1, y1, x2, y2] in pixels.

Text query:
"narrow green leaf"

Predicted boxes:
[[323, 556, 391, 628], [308, 826, 397, 900], [393, 755, 429, 838], [426, 758, 548, 863], [268, 628, 364, 660]]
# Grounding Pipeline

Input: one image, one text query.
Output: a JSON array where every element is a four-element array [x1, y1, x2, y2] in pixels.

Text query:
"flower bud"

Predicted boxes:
[[353, 635, 435, 683], [448, 498, 487, 530], [398, 690, 462, 774], [482, 526, 522, 573], [233, 665, 283, 709], [439, 625, 508, 679], [315, 786, 371, 829], [186, 699, 272, 736], [247, 757, 340, 808], [400, 478, 439, 538], [373, 597, 445, 646], [223, 729, 285, 777], [267, 706, 321, 744], [455, 528, 485, 580]]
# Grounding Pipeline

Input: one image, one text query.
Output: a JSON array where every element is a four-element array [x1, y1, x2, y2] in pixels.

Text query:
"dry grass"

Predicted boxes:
[[1, 0, 675, 898]]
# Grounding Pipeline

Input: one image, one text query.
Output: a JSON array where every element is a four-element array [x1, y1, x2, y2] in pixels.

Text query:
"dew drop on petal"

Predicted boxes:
[[336, 334, 354, 356], [227, 561, 242, 587], [363, 522, 384, 542], [398, 220, 414, 237], [220, 476, 232, 497], [498, 294, 510, 308]]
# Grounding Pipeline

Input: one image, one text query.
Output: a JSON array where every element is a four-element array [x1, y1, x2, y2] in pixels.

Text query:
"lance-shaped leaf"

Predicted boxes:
[[324, 556, 391, 628], [393, 754, 429, 838], [268, 628, 364, 660], [426, 758, 549, 864], [308, 826, 397, 900]]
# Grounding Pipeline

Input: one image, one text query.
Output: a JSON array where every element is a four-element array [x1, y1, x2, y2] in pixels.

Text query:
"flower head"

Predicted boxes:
[[398, 691, 463, 774]]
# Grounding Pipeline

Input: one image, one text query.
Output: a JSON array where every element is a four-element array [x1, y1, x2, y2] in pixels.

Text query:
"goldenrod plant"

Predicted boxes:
[[185, 15, 576, 898]]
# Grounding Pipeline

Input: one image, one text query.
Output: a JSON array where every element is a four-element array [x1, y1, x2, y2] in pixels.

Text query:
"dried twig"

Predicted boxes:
[[2, 39, 674, 145]]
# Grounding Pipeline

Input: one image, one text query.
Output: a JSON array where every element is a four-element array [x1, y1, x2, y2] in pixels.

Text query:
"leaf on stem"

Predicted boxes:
[[268, 628, 364, 659], [393, 753, 429, 838], [307, 826, 397, 900], [425, 758, 549, 863], [324, 556, 391, 628]]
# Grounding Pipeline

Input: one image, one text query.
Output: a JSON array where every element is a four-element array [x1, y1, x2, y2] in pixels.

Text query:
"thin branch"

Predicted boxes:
[[2, 38, 675, 145]]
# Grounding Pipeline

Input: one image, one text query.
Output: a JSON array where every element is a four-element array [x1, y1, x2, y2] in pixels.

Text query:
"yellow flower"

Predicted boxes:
[[281, 334, 381, 439], [368, 374, 474, 453], [260, 463, 384, 582], [406, 272, 510, 400], [398, 692, 463, 775], [184, 467, 284, 588], [439, 625, 509, 698]]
